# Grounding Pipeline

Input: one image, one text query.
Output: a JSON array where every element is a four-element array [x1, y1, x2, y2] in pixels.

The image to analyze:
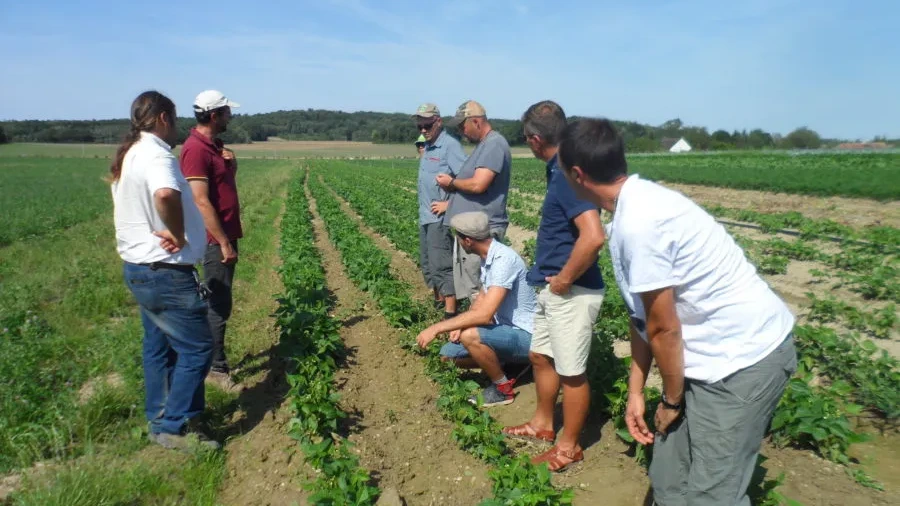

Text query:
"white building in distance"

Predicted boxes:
[[669, 138, 692, 153]]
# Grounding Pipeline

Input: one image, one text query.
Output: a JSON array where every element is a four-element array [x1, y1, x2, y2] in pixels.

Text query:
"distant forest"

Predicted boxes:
[[0, 109, 893, 152]]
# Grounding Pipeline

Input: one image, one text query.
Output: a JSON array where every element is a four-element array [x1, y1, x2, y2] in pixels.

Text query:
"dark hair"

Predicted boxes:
[[109, 91, 176, 182], [521, 100, 567, 145], [194, 106, 228, 125], [558, 118, 627, 183]]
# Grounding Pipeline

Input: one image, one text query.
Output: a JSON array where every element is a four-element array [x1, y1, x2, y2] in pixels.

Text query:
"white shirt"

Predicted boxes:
[[112, 132, 206, 265], [607, 174, 794, 383]]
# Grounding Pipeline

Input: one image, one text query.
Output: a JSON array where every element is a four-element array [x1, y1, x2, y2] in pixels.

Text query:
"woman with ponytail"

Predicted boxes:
[[111, 91, 219, 451]]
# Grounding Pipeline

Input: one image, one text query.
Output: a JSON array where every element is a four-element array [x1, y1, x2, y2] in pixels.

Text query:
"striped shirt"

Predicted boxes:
[[480, 240, 537, 333]]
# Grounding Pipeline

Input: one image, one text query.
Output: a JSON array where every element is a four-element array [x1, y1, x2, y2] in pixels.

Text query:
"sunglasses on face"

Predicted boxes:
[[417, 120, 437, 130]]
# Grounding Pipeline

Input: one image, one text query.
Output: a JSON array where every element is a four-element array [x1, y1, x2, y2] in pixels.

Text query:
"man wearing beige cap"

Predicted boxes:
[[416, 212, 536, 407], [437, 100, 512, 300], [181, 90, 242, 388], [413, 103, 466, 318]]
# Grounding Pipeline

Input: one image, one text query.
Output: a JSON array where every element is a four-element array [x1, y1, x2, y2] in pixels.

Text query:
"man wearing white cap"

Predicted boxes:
[[180, 90, 243, 387]]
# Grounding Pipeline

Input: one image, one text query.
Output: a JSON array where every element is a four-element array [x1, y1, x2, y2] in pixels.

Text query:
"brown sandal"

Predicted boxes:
[[502, 423, 555, 443], [532, 445, 584, 472]]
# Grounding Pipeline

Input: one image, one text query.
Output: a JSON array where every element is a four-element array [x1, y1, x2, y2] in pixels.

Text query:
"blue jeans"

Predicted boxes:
[[123, 262, 213, 435], [440, 324, 532, 364]]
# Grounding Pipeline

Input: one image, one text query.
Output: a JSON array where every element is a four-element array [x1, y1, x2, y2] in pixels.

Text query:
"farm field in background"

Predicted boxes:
[[0, 147, 897, 505]]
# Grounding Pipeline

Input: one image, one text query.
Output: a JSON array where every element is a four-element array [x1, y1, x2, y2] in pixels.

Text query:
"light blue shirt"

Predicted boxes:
[[418, 130, 466, 225], [480, 240, 537, 333]]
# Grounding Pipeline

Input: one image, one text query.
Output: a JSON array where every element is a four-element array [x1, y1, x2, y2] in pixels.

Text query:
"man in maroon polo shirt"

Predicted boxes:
[[180, 90, 243, 385]]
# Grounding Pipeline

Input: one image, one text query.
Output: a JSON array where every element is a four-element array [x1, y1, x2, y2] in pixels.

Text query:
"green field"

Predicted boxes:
[[1, 147, 898, 504], [0, 154, 295, 504], [509, 151, 900, 201]]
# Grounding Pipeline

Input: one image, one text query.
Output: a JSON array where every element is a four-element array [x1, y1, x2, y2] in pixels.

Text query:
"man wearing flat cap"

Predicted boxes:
[[413, 103, 467, 319], [437, 100, 512, 301], [180, 89, 243, 389], [416, 212, 535, 407]]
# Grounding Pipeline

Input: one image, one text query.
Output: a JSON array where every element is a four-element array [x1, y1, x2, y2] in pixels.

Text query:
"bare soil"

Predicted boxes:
[[307, 184, 493, 505], [646, 182, 899, 230], [314, 176, 899, 504], [217, 202, 312, 506]]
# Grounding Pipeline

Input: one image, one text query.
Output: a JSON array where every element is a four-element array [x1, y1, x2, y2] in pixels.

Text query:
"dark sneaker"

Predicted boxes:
[[469, 379, 516, 407], [149, 430, 221, 452]]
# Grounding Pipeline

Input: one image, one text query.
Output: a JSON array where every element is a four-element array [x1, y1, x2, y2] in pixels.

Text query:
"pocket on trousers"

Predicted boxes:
[[717, 356, 791, 405], [126, 277, 165, 312]]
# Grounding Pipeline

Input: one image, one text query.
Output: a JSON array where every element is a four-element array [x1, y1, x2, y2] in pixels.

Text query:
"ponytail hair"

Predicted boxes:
[[109, 91, 176, 182]]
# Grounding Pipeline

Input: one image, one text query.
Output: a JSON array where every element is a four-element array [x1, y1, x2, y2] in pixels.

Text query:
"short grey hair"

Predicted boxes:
[[521, 100, 567, 145]]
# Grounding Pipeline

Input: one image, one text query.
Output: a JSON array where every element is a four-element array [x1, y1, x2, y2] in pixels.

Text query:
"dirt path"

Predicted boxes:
[[306, 184, 493, 505], [217, 201, 312, 506], [660, 182, 900, 230], [321, 177, 430, 300], [322, 178, 656, 504]]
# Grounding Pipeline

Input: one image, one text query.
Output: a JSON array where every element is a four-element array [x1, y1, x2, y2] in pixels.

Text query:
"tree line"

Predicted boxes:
[[0, 109, 892, 152]]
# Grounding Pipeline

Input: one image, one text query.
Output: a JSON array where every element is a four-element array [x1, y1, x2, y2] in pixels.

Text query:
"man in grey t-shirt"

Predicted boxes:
[[438, 100, 511, 299]]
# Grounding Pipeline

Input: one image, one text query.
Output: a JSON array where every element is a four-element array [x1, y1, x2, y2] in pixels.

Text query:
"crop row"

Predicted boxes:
[[306, 168, 574, 505], [276, 175, 379, 504], [312, 162, 800, 500]]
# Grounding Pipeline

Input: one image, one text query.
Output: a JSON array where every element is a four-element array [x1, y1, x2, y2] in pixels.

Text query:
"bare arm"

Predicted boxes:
[[640, 287, 684, 404], [188, 180, 230, 246], [416, 286, 507, 347], [429, 286, 506, 334], [551, 210, 606, 291], [628, 324, 652, 395], [439, 168, 496, 194], [154, 188, 185, 243]]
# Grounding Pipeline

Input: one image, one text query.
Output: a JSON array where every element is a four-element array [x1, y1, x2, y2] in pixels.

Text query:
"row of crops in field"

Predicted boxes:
[[293, 158, 898, 503]]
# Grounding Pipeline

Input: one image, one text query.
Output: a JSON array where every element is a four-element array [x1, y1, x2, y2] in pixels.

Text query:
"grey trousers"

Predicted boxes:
[[452, 226, 506, 300], [649, 334, 797, 506], [419, 223, 455, 297]]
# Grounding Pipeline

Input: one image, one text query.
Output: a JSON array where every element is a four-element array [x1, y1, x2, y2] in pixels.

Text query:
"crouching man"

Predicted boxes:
[[416, 212, 536, 407]]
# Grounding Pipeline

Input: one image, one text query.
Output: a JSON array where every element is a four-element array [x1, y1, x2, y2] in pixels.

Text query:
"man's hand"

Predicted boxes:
[[416, 327, 439, 349], [435, 173, 453, 190], [449, 329, 461, 343], [153, 230, 185, 254], [545, 274, 572, 296], [625, 392, 654, 445], [431, 201, 449, 215], [221, 242, 238, 264], [654, 402, 683, 436], [221, 148, 235, 161]]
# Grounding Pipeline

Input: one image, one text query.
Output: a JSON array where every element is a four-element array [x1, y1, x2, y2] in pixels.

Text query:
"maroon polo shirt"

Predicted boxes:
[[180, 128, 243, 244]]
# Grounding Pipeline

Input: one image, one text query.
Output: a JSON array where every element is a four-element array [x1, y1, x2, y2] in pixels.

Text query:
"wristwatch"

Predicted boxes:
[[661, 392, 682, 410], [448, 176, 456, 191]]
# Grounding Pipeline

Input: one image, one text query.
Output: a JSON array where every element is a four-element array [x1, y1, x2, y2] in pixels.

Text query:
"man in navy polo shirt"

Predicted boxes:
[[503, 101, 606, 472], [413, 103, 467, 317], [181, 90, 243, 387]]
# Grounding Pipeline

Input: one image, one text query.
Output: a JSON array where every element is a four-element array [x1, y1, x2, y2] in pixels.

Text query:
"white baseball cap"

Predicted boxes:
[[193, 90, 240, 112]]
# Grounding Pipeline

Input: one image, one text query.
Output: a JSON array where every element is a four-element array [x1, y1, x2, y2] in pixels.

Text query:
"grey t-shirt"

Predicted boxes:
[[444, 130, 511, 228]]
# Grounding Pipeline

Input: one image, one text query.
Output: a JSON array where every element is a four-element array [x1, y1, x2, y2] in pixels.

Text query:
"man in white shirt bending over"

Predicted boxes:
[[557, 118, 796, 506], [110, 90, 218, 451]]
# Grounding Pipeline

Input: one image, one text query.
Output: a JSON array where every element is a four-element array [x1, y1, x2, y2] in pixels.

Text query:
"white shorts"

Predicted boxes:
[[529, 284, 604, 376]]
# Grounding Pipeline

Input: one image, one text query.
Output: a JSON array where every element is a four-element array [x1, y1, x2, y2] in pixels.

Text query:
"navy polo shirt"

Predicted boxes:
[[526, 154, 605, 289]]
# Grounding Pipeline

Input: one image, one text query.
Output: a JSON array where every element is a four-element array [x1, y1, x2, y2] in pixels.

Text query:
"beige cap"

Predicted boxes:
[[412, 103, 440, 119], [450, 212, 491, 240], [447, 100, 486, 127]]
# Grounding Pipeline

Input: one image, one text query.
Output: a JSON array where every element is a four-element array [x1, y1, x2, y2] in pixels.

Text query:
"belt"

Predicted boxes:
[[139, 262, 196, 273]]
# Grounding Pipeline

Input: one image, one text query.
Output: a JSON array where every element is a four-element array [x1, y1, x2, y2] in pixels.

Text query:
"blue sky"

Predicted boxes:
[[1, 0, 897, 139]]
